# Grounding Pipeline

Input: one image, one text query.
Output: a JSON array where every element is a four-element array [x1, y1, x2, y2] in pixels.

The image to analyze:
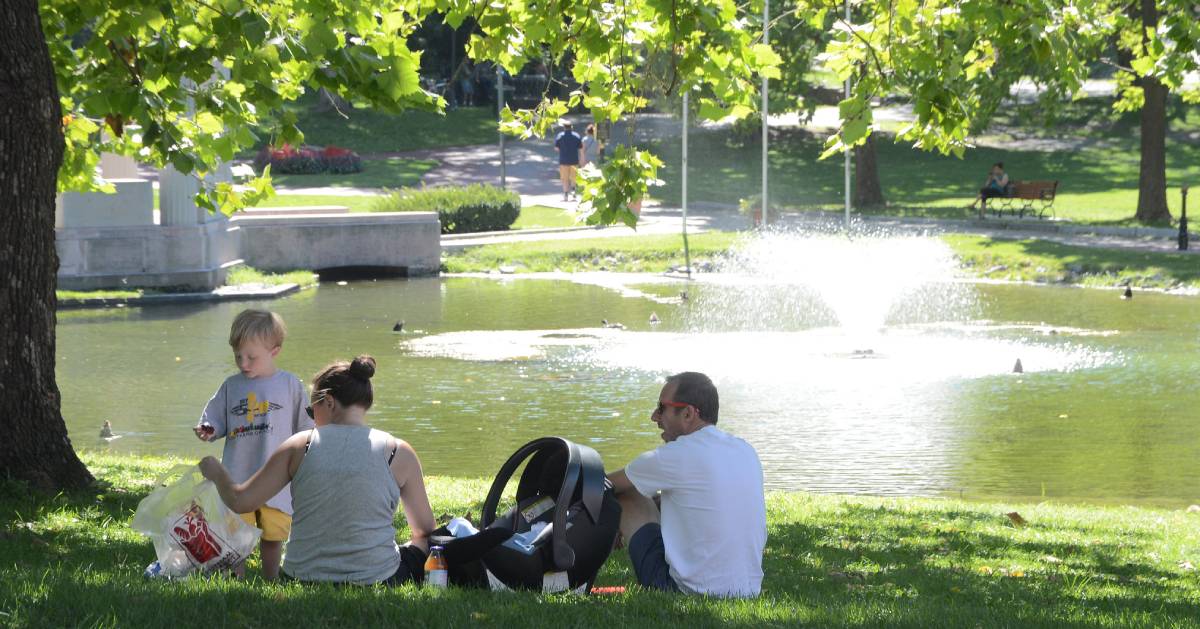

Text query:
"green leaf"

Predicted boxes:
[[842, 117, 870, 146], [195, 112, 223, 135], [1130, 56, 1155, 77]]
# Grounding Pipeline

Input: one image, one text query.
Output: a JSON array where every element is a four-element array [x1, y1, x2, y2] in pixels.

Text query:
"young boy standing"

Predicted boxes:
[[193, 309, 313, 579]]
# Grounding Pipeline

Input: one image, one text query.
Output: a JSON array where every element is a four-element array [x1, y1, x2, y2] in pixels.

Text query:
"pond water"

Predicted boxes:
[[57, 232, 1200, 506]]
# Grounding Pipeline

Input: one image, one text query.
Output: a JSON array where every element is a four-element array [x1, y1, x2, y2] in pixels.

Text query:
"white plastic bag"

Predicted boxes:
[[131, 464, 261, 578]]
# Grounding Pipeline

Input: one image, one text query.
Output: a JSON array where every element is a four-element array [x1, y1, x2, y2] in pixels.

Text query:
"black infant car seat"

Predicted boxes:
[[438, 436, 621, 592]]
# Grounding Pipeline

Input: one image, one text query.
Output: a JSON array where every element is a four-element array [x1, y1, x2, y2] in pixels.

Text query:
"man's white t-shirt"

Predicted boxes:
[[624, 425, 766, 597]]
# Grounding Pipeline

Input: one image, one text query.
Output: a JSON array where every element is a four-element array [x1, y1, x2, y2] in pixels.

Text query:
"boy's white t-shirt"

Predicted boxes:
[[200, 370, 312, 514], [624, 425, 766, 597]]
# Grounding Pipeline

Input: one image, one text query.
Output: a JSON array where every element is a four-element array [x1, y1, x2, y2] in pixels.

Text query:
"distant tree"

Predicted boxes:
[[813, 0, 1199, 224], [2, 0, 775, 490], [1110, 0, 1200, 223]]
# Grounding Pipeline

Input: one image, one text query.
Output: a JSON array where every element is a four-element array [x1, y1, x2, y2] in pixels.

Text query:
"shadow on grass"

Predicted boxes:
[[965, 237, 1200, 281], [762, 502, 1195, 627], [4, 477, 1197, 628]]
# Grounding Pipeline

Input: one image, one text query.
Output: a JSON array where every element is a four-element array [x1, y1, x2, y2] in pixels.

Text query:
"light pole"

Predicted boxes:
[[761, 0, 770, 229], [683, 91, 692, 279], [843, 0, 852, 231], [497, 65, 506, 188]]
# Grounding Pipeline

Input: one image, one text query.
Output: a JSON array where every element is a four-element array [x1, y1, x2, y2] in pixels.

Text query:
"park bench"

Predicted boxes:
[[990, 180, 1059, 219]]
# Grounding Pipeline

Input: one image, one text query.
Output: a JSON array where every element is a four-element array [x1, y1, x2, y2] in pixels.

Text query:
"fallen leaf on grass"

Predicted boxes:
[[1041, 555, 1063, 564], [1006, 512, 1027, 527], [978, 566, 994, 575], [1179, 561, 1195, 571], [471, 612, 488, 621]]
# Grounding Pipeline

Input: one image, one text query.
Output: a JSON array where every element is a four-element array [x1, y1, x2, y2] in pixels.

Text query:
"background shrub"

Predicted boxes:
[[369, 185, 521, 234]]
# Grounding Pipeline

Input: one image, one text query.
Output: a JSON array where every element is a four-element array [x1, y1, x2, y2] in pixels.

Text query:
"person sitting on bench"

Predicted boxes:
[[969, 162, 1009, 216]]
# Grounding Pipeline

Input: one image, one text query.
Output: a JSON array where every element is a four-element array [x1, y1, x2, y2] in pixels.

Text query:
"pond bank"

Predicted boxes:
[[3, 452, 1198, 628]]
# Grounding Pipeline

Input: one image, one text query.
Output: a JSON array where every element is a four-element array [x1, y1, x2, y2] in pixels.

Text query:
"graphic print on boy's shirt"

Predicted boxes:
[[228, 392, 283, 439]]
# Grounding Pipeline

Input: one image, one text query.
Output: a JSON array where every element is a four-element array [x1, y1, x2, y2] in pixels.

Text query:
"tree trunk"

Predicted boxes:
[[1135, 77, 1170, 222], [853, 134, 885, 207], [0, 0, 94, 490], [1134, 0, 1170, 224]]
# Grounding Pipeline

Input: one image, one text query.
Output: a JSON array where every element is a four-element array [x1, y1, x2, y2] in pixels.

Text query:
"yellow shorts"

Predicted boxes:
[[240, 507, 291, 542]]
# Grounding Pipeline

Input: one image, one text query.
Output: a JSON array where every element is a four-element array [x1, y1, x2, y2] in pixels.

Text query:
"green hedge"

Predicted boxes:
[[369, 185, 521, 234]]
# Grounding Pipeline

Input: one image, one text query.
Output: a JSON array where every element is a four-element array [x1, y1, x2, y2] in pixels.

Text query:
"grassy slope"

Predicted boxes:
[[443, 232, 743, 273], [2, 452, 1199, 628], [286, 101, 500, 154], [55, 267, 317, 301], [267, 157, 438, 190], [944, 234, 1200, 289], [441, 231, 1200, 290], [510, 205, 580, 230]]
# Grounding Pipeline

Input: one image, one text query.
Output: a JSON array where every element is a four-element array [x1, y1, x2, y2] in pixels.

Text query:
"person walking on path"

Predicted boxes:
[[606, 372, 767, 597], [554, 121, 583, 201], [580, 124, 599, 167]]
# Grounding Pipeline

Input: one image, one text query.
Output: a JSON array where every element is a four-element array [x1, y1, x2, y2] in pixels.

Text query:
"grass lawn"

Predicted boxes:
[[253, 194, 382, 213], [443, 232, 743, 273], [223, 265, 317, 289], [511, 205, 580, 230], [55, 266, 316, 302], [56, 288, 143, 300], [942, 234, 1200, 290], [647, 96, 1200, 227], [284, 97, 501, 154], [3, 452, 1200, 627], [268, 157, 438, 189], [442, 230, 1200, 290]]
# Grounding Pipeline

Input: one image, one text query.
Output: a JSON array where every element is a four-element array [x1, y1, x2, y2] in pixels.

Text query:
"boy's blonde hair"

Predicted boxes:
[[229, 309, 287, 349]]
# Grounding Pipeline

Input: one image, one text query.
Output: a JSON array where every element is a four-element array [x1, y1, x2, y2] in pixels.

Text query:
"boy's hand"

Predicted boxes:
[[198, 456, 223, 481], [193, 423, 215, 441]]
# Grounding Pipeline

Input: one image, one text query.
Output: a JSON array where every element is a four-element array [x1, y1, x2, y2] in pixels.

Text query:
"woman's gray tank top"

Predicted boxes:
[[282, 425, 402, 584]]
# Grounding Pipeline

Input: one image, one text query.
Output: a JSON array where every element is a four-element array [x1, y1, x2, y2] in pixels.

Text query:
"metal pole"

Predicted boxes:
[[843, 0, 851, 231], [761, 0, 769, 229], [497, 65, 506, 188], [683, 91, 692, 279], [1180, 186, 1189, 251]]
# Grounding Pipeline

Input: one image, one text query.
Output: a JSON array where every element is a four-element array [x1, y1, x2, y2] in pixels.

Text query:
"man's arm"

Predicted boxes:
[[606, 468, 637, 496]]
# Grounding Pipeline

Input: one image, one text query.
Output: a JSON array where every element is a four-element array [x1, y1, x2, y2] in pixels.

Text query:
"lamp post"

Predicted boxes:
[[843, 0, 852, 231], [1180, 186, 1189, 251], [760, 0, 769, 229], [497, 65, 506, 188], [683, 91, 692, 279]]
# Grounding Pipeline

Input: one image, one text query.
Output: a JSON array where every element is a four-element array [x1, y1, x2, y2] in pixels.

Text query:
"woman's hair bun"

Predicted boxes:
[[348, 355, 376, 381]]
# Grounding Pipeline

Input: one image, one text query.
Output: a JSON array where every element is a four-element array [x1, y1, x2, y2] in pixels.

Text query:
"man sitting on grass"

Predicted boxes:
[[607, 372, 766, 597]]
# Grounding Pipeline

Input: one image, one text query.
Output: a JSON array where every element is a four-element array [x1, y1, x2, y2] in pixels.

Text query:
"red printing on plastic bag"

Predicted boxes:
[[170, 501, 227, 565]]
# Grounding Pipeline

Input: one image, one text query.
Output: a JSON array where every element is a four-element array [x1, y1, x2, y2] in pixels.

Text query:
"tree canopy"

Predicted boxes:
[[43, 0, 779, 223], [811, 0, 1199, 221]]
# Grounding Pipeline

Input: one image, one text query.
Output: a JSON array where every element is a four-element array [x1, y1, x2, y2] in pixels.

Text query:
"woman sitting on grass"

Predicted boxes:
[[200, 355, 435, 585]]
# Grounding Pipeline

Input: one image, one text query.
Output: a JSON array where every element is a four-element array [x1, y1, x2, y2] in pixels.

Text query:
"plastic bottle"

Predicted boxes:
[[424, 545, 448, 588]]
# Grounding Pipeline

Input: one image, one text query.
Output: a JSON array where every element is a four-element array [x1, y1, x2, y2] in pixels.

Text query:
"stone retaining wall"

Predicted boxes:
[[231, 211, 441, 276]]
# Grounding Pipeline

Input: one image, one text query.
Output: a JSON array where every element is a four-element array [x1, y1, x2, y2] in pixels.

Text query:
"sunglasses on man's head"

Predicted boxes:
[[655, 400, 693, 415], [305, 390, 329, 420]]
